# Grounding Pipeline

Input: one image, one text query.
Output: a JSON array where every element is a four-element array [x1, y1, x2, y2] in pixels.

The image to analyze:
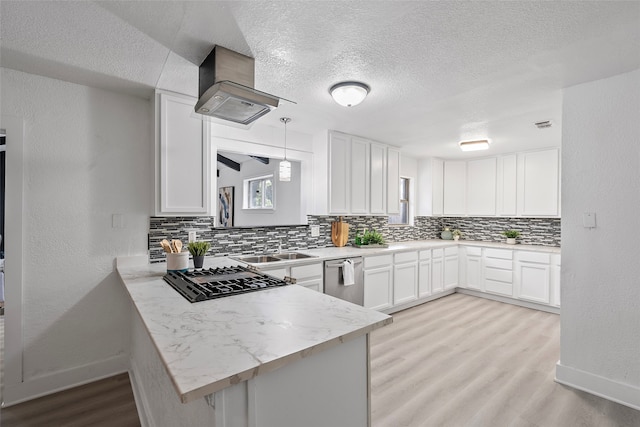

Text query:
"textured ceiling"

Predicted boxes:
[[2, 1, 639, 159]]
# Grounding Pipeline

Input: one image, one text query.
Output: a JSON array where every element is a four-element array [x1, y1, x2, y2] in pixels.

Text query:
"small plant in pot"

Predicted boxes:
[[502, 230, 520, 245], [360, 229, 385, 246], [452, 229, 462, 241], [187, 241, 211, 269]]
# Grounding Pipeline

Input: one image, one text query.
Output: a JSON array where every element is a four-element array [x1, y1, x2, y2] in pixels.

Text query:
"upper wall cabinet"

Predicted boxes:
[[437, 147, 560, 218], [155, 90, 211, 216], [517, 149, 560, 216], [315, 131, 400, 215]]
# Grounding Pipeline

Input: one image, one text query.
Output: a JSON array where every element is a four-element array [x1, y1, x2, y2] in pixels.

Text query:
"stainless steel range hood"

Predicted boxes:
[[195, 46, 281, 125]]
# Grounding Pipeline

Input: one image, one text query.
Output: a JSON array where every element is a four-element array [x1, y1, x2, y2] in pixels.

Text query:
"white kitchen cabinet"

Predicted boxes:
[[369, 142, 387, 214], [350, 137, 370, 214], [393, 252, 418, 305], [328, 132, 351, 214], [364, 255, 393, 311], [432, 159, 444, 216], [463, 246, 483, 291], [418, 250, 432, 298], [443, 246, 459, 289], [497, 155, 517, 215], [261, 262, 323, 293], [156, 91, 210, 215], [386, 147, 401, 215], [515, 251, 550, 304], [431, 249, 444, 293], [466, 158, 497, 216], [443, 161, 466, 215], [517, 148, 559, 216], [483, 248, 513, 296]]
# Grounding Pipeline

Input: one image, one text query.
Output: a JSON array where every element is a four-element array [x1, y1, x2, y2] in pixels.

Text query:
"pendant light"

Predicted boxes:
[[329, 81, 370, 107], [279, 117, 292, 182]]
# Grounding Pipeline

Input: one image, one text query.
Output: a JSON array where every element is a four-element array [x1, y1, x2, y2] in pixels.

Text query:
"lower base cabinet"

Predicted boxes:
[[261, 262, 323, 293], [464, 246, 483, 291], [431, 249, 444, 293], [418, 250, 432, 298], [444, 247, 459, 289], [483, 248, 514, 297], [515, 251, 551, 304], [393, 252, 418, 305], [364, 255, 393, 311]]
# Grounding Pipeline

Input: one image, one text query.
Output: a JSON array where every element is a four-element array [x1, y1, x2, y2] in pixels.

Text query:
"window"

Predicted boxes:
[[389, 177, 409, 225], [245, 175, 274, 209]]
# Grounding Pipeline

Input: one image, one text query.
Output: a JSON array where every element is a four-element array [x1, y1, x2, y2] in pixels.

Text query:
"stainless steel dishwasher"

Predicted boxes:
[[324, 257, 364, 305]]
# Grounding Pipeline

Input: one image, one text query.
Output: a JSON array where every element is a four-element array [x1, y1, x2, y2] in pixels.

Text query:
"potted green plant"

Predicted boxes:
[[187, 241, 211, 269], [452, 229, 462, 241], [502, 230, 520, 245], [361, 229, 385, 246]]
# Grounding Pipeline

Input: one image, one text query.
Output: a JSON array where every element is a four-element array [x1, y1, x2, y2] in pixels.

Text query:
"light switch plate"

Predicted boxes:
[[583, 212, 596, 228], [188, 231, 197, 243], [310, 225, 320, 237]]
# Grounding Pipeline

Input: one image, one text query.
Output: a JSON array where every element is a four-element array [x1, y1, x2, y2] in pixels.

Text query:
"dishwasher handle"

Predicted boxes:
[[325, 259, 363, 268]]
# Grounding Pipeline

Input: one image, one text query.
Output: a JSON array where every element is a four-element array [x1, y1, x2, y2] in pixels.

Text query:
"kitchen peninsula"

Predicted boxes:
[[117, 256, 392, 427]]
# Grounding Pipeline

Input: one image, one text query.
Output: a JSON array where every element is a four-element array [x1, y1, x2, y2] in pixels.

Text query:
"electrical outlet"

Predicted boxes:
[[188, 231, 197, 242], [310, 225, 320, 237]]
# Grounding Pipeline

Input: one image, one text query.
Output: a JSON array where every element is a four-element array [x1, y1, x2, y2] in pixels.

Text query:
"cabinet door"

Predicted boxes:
[[443, 161, 466, 215], [517, 262, 550, 304], [418, 260, 432, 297], [393, 262, 418, 305], [551, 254, 561, 307], [350, 137, 370, 214], [431, 256, 444, 293], [465, 256, 483, 290], [298, 279, 323, 293], [432, 159, 444, 216], [158, 92, 209, 214], [517, 149, 559, 216], [364, 267, 393, 311], [369, 143, 387, 214], [387, 148, 401, 215], [467, 158, 496, 215], [497, 155, 517, 215], [444, 255, 459, 290], [328, 133, 351, 214]]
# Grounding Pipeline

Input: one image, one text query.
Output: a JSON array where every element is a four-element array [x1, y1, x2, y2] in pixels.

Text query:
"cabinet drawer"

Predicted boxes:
[[444, 246, 458, 256], [517, 251, 550, 264], [484, 257, 512, 270], [364, 254, 393, 270], [465, 246, 482, 257], [291, 263, 323, 280], [419, 250, 431, 260], [485, 279, 513, 296], [484, 267, 512, 283], [432, 248, 444, 259], [395, 251, 418, 264], [484, 248, 513, 260]]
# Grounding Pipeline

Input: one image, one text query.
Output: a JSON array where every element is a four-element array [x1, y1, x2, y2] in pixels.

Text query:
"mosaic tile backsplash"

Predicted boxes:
[[149, 215, 560, 262]]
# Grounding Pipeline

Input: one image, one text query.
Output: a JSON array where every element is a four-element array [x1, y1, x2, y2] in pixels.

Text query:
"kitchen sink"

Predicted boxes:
[[273, 252, 317, 260], [234, 255, 282, 264]]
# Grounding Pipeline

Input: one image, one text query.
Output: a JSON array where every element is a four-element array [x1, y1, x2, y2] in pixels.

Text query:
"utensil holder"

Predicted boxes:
[[167, 252, 189, 272]]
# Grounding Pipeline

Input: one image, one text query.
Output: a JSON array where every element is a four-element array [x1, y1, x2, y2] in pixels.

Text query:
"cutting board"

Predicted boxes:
[[331, 217, 349, 247]]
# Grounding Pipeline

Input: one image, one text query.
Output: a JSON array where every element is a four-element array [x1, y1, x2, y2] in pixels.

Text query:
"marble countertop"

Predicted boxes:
[[235, 239, 560, 268], [117, 256, 392, 404]]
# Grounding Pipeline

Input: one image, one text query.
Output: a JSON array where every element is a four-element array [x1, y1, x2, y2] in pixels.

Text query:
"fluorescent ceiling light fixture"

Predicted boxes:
[[459, 139, 490, 151], [329, 81, 370, 107], [279, 117, 292, 181]]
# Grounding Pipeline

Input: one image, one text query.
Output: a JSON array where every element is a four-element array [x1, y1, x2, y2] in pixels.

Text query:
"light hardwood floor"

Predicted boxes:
[[370, 293, 640, 427]]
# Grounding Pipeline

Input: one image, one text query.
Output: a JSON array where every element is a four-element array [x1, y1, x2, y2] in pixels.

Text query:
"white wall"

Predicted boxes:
[[1, 68, 151, 403], [217, 157, 302, 227], [556, 68, 640, 409], [400, 154, 418, 223]]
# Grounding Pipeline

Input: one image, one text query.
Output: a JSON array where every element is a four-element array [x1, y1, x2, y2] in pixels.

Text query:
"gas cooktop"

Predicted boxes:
[[163, 265, 290, 303]]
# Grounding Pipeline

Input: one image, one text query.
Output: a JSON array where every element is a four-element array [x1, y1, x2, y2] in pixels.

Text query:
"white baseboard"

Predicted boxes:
[[2, 353, 128, 407], [456, 288, 560, 314], [128, 360, 153, 427], [556, 362, 640, 411]]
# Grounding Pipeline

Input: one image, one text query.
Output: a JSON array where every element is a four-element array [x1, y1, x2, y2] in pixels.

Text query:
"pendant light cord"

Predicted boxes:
[[280, 117, 291, 160]]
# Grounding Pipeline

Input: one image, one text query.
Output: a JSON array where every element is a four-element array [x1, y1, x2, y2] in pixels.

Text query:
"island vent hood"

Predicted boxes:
[[195, 46, 284, 126]]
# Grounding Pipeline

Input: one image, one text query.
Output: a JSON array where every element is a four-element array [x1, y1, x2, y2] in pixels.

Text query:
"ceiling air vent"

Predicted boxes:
[[534, 120, 553, 129]]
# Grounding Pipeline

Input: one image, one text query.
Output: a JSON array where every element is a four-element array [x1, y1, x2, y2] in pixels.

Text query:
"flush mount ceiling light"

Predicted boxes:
[[329, 81, 370, 107], [459, 139, 490, 152], [279, 117, 292, 182]]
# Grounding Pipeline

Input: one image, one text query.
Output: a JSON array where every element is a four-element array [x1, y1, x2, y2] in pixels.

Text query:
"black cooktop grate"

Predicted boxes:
[[163, 265, 289, 303]]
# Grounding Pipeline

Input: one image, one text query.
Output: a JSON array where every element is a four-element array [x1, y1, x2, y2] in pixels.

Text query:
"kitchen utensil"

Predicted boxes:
[[166, 252, 189, 272], [173, 239, 183, 253], [161, 239, 173, 253], [331, 216, 349, 247]]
